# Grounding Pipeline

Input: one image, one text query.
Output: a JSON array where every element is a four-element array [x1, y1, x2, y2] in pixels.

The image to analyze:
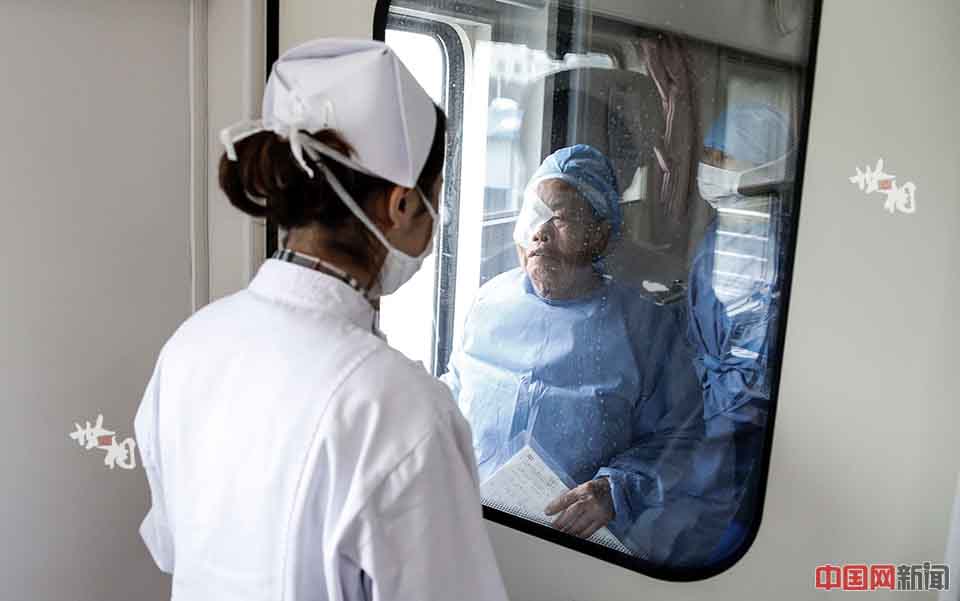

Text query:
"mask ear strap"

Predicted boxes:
[[299, 137, 379, 179], [286, 127, 315, 178], [736, 150, 795, 191], [219, 120, 267, 161], [741, 153, 788, 177], [416, 186, 438, 220], [312, 161, 396, 252]]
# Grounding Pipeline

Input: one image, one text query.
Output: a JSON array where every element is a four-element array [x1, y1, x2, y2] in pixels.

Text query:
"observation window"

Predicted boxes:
[[374, 0, 821, 580]]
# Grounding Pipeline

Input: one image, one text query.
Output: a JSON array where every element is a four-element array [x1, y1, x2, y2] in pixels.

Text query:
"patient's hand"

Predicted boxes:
[[545, 478, 614, 539]]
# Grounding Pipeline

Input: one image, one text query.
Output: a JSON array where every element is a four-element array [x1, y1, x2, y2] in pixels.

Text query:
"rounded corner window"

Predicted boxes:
[[366, 0, 822, 582]]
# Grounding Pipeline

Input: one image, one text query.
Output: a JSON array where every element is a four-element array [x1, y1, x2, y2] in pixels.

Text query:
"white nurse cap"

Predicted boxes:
[[220, 38, 438, 188]]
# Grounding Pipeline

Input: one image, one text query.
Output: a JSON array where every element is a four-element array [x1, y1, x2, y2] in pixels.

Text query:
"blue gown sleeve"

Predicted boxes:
[[667, 219, 781, 565], [684, 251, 771, 562], [440, 298, 477, 404]]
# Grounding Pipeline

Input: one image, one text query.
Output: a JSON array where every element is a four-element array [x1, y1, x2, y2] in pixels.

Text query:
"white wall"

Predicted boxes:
[[0, 2, 267, 598], [0, 2, 193, 600], [280, 0, 378, 52], [207, 0, 265, 300]]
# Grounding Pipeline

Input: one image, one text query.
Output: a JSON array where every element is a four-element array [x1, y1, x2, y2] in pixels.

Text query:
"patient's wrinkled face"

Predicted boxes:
[[520, 179, 609, 300]]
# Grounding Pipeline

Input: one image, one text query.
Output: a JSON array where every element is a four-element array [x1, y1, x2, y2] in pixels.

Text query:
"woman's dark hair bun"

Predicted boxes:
[[218, 104, 447, 234], [218, 129, 387, 231]]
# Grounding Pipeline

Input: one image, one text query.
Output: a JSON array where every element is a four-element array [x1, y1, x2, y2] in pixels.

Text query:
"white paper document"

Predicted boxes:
[[480, 444, 631, 555]]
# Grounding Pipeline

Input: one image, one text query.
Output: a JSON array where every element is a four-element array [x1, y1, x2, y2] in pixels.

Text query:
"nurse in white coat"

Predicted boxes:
[[134, 38, 509, 601]]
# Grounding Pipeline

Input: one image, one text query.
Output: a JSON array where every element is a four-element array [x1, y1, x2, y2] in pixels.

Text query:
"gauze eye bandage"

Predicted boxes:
[[513, 189, 556, 248]]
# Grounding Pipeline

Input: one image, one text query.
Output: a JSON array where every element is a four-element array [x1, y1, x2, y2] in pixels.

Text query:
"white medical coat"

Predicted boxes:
[[135, 259, 509, 601]]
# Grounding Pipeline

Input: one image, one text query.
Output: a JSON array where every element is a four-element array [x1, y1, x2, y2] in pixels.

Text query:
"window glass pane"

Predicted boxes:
[[380, 30, 445, 365], [383, 0, 819, 576]]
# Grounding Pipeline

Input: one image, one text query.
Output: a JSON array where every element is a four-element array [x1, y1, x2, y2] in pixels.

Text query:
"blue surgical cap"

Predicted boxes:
[[703, 103, 792, 166], [529, 144, 622, 236]]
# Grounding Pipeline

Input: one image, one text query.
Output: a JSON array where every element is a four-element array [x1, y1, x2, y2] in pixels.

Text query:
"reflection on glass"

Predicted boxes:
[[444, 144, 704, 560], [686, 103, 794, 562], [386, 0, 817, 572]]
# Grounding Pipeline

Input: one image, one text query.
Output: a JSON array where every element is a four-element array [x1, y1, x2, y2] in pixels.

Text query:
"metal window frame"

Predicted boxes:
[[367, 0, 824, 583], [265, 0, 280, 257], [376, 12, 467, 376]]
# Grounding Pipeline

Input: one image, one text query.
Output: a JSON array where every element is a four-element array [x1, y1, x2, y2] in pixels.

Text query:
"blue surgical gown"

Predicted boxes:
[[685, 196, 789, 560], [444, 268, 718, 563]]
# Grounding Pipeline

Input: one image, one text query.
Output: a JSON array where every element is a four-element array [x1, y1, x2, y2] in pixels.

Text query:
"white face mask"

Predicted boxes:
[[374, 187, 438, 297], [313, 161, 437, 298], [697, 162, 742, 207], [698, 156, 788, 208]]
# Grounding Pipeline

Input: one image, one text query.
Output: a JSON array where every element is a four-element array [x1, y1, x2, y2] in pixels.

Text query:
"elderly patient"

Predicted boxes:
[[443, 145, 705, 561]]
